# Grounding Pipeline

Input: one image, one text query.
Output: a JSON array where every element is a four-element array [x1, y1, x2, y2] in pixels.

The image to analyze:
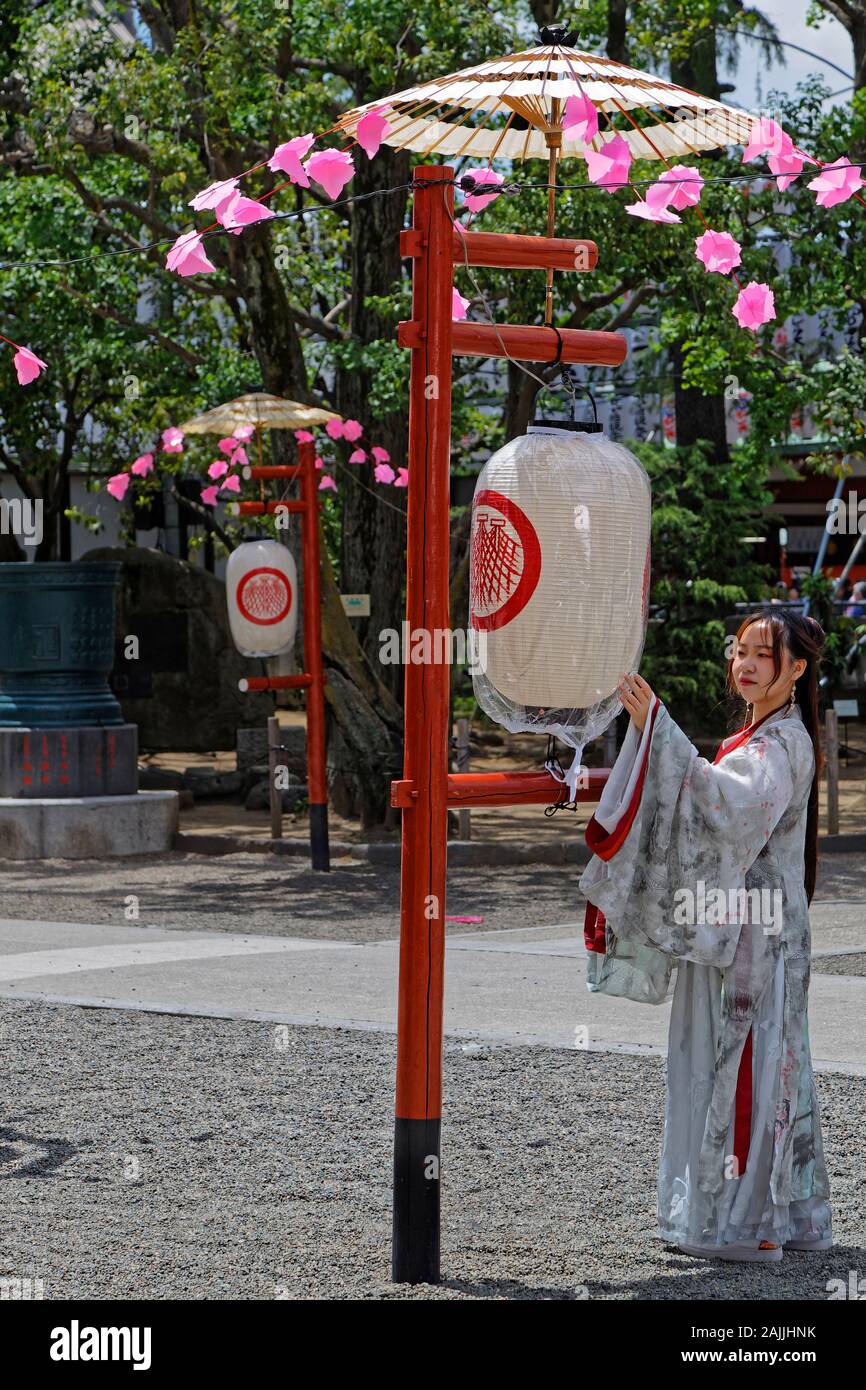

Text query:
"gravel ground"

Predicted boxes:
[[813, 952, 866, 976], [0, 856, 622, 940], [0, 996, 862, 1302], [2, 851, 866, 943]]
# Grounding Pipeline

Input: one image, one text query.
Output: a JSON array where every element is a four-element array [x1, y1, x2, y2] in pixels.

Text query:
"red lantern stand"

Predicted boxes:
[[235, 438, 330, 871], [390, 165, 629, 1283]]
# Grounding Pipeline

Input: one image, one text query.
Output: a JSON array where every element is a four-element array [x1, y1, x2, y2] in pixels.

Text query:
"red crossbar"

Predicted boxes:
[[243, 465, 302, 480], [239, 674, 314, 692], [397, 318, 627, 365], [391, 768, 610, 808]]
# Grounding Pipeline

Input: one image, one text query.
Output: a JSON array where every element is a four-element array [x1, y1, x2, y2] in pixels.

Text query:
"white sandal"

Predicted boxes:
[[783, 1234, 834, 1251], [677, 1241, 783, 1263]]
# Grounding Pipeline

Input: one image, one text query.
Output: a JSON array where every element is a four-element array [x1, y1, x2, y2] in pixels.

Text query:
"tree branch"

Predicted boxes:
[[814, 1, 859, 30], [603, 283, 660, 331], [58, 283, 205, 366], [169, 482, 237, 553], [291, 302, 352, 342], [280, 55, 357, 81]]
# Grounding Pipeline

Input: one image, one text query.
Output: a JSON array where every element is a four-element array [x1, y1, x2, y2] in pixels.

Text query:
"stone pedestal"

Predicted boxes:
[[0, 791, 178, 859], [0, 725, 138, 798]]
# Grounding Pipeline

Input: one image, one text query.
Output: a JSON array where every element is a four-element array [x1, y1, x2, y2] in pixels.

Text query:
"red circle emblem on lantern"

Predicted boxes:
[[470, 489, 542, 631], [236, 567, 292, 625]]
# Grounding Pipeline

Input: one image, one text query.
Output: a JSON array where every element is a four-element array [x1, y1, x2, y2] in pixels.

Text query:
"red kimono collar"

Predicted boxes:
[[714, 702, 796, 765]]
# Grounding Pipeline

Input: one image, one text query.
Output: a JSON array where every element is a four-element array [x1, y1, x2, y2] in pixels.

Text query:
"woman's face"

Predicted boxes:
[[731, 620, 802, 705]]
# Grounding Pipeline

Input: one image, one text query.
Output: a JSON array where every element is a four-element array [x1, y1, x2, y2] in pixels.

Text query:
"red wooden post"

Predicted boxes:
[[392, 165, 455, 1283], [237, 442, 329, 871], [392, 166, 625, 1283], [298, 438, 330, 871]]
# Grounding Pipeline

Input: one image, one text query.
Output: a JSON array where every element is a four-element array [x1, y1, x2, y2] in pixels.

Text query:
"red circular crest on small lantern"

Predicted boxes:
[[470, 489, 542, 631], [236, 567, 292, 625]]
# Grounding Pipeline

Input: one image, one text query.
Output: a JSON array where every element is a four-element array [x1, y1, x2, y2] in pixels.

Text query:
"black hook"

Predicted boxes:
[[531, 340, 603, 433]]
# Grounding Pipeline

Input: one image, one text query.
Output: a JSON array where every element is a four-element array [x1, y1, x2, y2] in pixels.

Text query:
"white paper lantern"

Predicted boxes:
[[469, 426, 651, 782], [226, 539, 298, 658]]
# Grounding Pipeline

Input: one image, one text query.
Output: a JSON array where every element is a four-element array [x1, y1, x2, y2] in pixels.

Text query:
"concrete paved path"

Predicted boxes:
[[0, 913, 862, 1075]]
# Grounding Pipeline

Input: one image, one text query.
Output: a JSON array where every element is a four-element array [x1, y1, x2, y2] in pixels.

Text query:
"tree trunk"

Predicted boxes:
[[669, 343, 730, 464], [335, 143, 411, 698], [606, 1, 629, 64], [319, 539, 404, 827], [232, 222, 405, 824], [529, 0, 562, 29], [503, 360, 544, 439], [230, 226, 310, 399]]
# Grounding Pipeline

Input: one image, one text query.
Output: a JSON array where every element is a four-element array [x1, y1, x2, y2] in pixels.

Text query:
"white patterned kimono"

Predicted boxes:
[[579, 697, 833, 1249]]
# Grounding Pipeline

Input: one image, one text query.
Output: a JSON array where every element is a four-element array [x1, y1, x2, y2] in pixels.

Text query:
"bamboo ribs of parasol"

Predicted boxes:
[[334, 27, 760, 326]]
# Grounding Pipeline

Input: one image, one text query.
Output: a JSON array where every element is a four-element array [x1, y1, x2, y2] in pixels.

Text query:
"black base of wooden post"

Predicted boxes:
[[309, 802, 330, 871], [392, 1116, 441, 1283]]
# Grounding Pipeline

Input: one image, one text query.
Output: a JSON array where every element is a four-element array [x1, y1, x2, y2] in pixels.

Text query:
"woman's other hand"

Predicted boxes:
[[618, 671, 655, 732]]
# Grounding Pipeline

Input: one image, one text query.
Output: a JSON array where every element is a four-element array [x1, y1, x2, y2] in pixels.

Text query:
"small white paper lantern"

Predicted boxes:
[[469, 425, 651, 780], [226, 539, 298, 658]]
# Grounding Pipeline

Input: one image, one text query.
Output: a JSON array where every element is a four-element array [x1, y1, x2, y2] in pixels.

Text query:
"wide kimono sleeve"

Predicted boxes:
[[579, 700, 813, 1004]]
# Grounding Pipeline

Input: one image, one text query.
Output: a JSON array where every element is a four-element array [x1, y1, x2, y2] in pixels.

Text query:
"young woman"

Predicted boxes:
[[579, 608, 833, 1263]]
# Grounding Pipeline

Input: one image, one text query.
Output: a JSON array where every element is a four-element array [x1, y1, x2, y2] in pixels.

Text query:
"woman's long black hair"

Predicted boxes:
[[726, 608, 826, 904]]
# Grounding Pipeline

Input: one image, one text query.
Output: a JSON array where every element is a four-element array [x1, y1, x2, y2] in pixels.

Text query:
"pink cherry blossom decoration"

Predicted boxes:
[[220, 474, 241, 493], [585, 134, 632, 192], [732, 282, 776, 332], [304, 148, 355, 200], [106, 473, 130, 501], [319, 474, 338, 492], [325, 419, 346, 439], [208, 460, 229, 480], [294, 430, 315, 443], [131, 453, 154, 477], [452, 288, 471, 319], [229, 446, 248, 469], [694, 229, 742, 275], [625, 183, 681, 223], [742, 119, 793, 163], [371, 446, 390, 463], [394, 467, 409, 488], [348, 449, 366, 464], [356, 106, 392, 159], [161, 426, 185, 453], [314, 455, 324, 470], [217, 436, 238, 454], [233, 424, 255, 442], [165, 230, 216, 277], [214, 191, 274, 231], [190, 178, 239, 211], [341, 419, 363, 442], [13, 345, 48, 386], [807, 159, 865, 208], [562, 92, 598, 145], [374, 462, 396, 484], [767, 148, 806, 193], [461, 168, 504, 213], [200, 485, 220, 507], [268, 134, 315, 187], [658, 165, 704, 210]]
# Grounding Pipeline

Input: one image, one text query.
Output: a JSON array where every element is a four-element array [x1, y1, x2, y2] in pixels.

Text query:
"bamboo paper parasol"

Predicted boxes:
[[335, 23, 759, 322], [180, 392, 342, 495], [180, 392, 340, 437]]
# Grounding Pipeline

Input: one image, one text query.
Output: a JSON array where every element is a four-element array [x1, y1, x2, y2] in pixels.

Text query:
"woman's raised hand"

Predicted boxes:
[[618, 671, 655, 732]]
